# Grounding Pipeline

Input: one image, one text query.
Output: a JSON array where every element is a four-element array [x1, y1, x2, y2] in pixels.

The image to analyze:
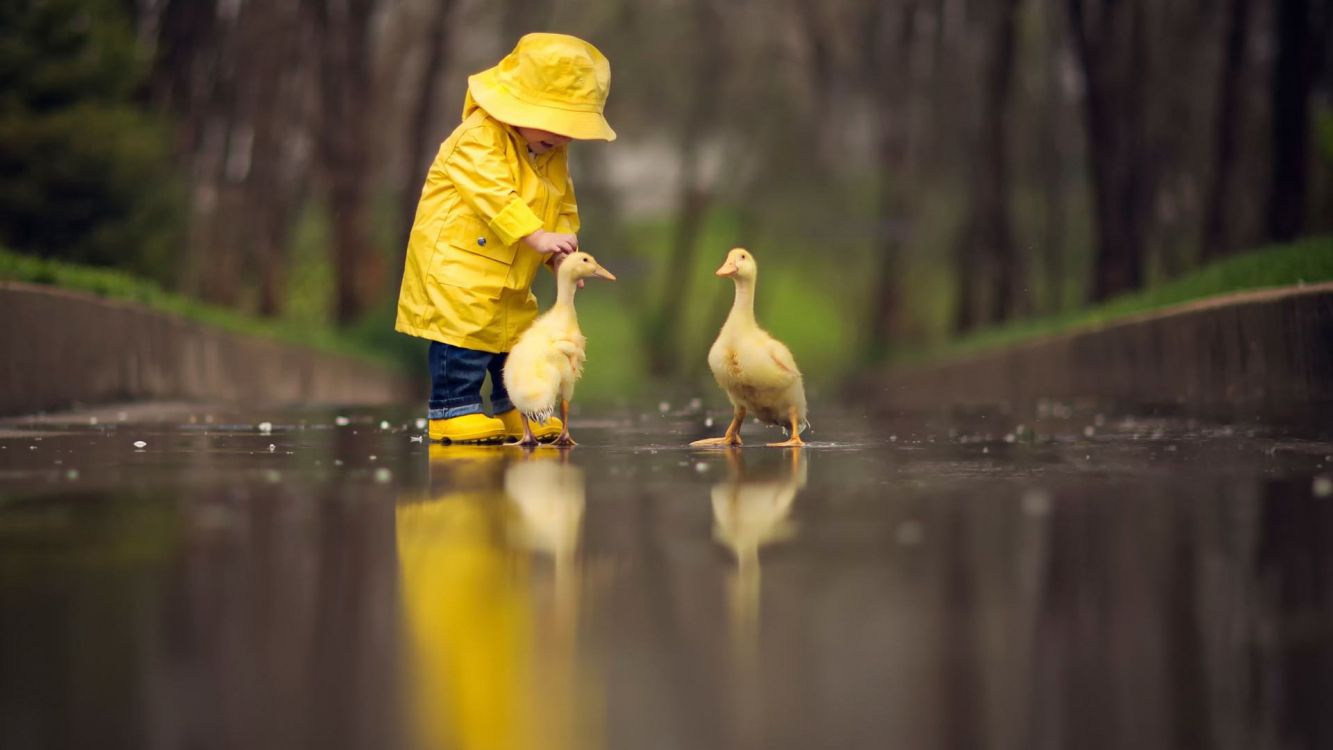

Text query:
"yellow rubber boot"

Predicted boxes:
[[495, 409, 563, 442], [429, 413, 506, 444]]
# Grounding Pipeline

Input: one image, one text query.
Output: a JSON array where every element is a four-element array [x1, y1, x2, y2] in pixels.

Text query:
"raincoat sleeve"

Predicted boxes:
[[444, 127, 544, 245]]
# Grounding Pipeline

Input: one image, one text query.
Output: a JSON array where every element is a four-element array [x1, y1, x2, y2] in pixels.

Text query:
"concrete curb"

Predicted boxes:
[[863, 282, 1333, 415], [0, 282, 416, 416]]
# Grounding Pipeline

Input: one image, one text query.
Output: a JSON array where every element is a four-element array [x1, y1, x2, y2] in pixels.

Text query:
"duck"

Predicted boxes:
[[692, 248, 808, 447], [503, 251, 616, 446]]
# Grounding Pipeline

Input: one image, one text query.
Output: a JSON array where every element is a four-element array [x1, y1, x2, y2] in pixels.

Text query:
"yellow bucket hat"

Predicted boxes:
[[467, 33, 616, 142]]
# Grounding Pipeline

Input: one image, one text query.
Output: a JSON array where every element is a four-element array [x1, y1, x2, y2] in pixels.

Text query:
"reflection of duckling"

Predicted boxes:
[[504, 251, 616, 446], [692, 248, 809, 448], [711, 448, 807, 630], [505, 453, 586, 638]]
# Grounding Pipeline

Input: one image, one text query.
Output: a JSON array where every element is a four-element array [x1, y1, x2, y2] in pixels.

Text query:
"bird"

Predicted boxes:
[[503, 250, 616, 446], [692, 248, 808, 447]]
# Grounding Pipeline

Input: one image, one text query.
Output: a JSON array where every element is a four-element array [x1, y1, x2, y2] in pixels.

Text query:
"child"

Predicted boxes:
[[396, 33, 615, 443]]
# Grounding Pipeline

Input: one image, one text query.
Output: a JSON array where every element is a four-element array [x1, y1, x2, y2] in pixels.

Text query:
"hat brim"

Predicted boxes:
[[469, 70, 616, 142]]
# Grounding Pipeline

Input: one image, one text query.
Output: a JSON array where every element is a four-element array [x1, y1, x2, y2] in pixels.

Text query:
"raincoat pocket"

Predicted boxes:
[[430, 218, 516, 300]]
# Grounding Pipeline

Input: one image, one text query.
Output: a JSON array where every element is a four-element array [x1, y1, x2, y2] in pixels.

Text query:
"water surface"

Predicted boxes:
[[2, 404, 1331, 749]]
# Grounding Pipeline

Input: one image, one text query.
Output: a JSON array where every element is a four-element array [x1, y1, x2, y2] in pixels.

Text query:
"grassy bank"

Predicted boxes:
[[904, 235, 1333, 365], [0, 248, 409, 371]]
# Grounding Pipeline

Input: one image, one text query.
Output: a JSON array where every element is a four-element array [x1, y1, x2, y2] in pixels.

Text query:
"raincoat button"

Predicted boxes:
[[477, 237, 487, 247]]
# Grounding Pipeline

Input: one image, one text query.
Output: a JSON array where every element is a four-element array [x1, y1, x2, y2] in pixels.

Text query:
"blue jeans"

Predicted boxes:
[[427, 342, 514, 419]]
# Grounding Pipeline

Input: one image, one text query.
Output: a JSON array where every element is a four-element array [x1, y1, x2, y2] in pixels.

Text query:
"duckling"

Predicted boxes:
[[504, 251, 616, 446], [692, 248, 808, 447]]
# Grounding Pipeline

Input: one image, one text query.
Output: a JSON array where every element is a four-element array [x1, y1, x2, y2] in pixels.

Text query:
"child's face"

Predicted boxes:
[[516, 127, 572, 154]]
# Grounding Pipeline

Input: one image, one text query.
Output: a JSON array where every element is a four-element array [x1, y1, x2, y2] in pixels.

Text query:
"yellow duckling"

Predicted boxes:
[[692, 248, 808, 447], [504, 251, 616, 446]]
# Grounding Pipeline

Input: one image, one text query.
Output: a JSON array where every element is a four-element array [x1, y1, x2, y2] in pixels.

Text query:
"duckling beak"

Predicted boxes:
[[593, 265, 617, 281], [716, 261, 739, 277]]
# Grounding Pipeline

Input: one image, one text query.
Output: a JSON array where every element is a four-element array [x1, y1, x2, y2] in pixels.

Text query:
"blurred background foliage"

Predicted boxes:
[[1, 0, 1331, 404]]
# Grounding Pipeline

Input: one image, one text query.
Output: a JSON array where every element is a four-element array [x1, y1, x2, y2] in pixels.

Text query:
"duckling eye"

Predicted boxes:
[[582, 258, 590, 263]]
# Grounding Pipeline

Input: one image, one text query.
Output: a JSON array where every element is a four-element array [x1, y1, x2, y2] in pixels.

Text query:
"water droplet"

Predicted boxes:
[[415, 418, 427, 430], [268, 444, 276, 452], [896, 521, 924, 546], [258, 421, 273, 434], [375, 468, 392, 484], [1004, 433, 1016, 443], [1083, 426, 1095, 437], [368, 455, 378, 462], [88, 416, 98, 426], [1022, 489, 1052, 516], [65, 469, 79, 481], [658, 401, 670, 413], [704, 416, 715, 428], [133, 440, 147, 449], [379, 420, 390, 430], [1314, 476, 1333, 498], [409, 435, 423, 443], [694, 462, 709, 473], [335, 416, 350, 426]]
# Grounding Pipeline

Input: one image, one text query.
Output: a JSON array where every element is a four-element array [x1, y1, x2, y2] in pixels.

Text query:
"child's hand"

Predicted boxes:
[[523, 229, 578, 256]]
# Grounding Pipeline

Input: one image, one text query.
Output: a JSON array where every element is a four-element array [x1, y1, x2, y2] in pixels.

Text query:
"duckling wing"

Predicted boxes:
[[733, 333, 801, 391]]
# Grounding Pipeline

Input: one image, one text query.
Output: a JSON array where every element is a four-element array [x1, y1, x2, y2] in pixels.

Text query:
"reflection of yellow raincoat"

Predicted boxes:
[[396, 447, 602, 750], [395, 34, 614, 353]]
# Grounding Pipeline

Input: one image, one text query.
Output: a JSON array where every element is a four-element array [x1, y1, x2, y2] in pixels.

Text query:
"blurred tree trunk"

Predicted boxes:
[[1201, 0, 1255, 261], [646, 0, 725, 378], [1265, 0, 1326, 242], [1068, 0, 1153, 301], [306, 0, 383, 327], [955, 0, 1024, 333], [399, 0, 455, 250], [865, 0, 920, 359], [148, 0, 243, 305], [237, 1, 312, 318], [1038, 0, 1069, 313]]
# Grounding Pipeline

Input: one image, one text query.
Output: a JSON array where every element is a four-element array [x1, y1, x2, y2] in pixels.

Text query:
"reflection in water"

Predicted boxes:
[[708, 448, 806, 750], [710, 448, 806, 635], [395, 446, 598, 750]]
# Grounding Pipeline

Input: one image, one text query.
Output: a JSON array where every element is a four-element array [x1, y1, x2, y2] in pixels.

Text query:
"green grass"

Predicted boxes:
[[0, 247, 409, 371], [905, 235, 1333, 364]]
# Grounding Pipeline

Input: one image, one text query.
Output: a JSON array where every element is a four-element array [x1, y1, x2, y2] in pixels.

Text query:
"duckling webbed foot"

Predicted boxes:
[[510, 414, 540, 447], [691, 435, 743, 447], [553, 433, 577, 447], [766, 407, 806, 447], [691, 406, 746, 448]]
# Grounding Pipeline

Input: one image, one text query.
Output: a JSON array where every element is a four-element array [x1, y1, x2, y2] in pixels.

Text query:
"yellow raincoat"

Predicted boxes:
[[395, 33, 614, 353]]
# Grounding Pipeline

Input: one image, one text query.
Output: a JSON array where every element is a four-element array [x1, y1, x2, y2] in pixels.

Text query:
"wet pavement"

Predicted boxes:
[[2, 403, 1332, 750]]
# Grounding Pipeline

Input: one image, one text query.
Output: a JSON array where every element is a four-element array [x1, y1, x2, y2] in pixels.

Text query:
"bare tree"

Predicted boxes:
[[864, 0, 921, 358], [1067, 0, 1154, 301], [1265, 0, 1329, 243], [955, 0, 1024, 333], [398, 0, 457, 249], [305, 0, 384, 326], [1201, 0, 1256, 261]]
